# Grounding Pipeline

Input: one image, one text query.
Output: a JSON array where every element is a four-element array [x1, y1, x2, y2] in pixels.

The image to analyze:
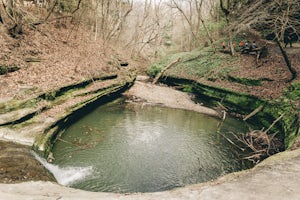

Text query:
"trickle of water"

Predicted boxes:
[[33, 152, 93, 186]]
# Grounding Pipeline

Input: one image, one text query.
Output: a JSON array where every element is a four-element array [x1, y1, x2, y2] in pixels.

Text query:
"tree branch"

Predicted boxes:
[[152, 58, 181, 84], [71, 0, 82, 14]]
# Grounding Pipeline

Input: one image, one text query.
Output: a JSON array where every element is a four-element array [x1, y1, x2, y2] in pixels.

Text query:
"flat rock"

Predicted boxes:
[[0, 108, 37, 125]]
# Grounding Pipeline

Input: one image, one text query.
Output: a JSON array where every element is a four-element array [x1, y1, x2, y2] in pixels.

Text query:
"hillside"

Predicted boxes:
[[0, 21, 136, 101], [148, 39, 300, 100]]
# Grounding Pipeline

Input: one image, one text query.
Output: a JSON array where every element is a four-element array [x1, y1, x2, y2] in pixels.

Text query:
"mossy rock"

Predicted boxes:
[[161, 77, 299, 149]]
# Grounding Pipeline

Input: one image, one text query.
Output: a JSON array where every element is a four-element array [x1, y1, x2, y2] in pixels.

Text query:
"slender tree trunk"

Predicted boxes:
[[94, 15, 98, 41], [8, 0, 14, 17], [220, 0, 235, 56], [0, 7, 3, 23], [228, 29, 235, 56], [275, 38, 297, 82], [200, 17, 216, 53]]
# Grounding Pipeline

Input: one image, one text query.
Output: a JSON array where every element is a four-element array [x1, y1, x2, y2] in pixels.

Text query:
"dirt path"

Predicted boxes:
[[124, 77, 219, 117]]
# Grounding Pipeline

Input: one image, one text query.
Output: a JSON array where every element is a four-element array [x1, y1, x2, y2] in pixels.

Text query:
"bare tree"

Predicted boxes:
[[167, 0, 216, 51], [219, 0, 237, 56], [195, 0, 216, 52], [168, 0, 201, 50], [1, 0, 24, 36], [0, 0, 83, 37], [270, 0, 298, 81], [230, 0, 300, 81], [122, 0, 171, 60], [92, 0, 133, 45]]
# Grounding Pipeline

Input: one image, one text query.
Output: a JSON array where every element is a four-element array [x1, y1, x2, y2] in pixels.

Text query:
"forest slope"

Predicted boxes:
[[149, 40, 300, 100], [0, 21, 135, 101]]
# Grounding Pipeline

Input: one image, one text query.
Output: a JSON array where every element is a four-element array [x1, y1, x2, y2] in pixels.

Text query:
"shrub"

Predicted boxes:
[[147, 64, 164, 77]]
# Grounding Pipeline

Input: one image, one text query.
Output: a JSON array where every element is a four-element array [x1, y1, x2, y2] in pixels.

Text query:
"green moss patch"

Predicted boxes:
[[227, 75, 268, 86], [161, 77, 299, 149], [282, 82, 300, 101], [147, 50, 237, 81], [0, 65, 20, 75]]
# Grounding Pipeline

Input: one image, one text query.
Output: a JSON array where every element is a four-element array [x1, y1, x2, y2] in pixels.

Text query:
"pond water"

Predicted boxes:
[[51, 99, 251, 193]]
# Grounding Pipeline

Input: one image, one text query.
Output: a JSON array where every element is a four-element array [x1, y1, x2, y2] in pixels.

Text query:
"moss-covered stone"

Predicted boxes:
[[33, 79, 134, 157], [161, 77, 299, 149], [0, 99, 38, 114]]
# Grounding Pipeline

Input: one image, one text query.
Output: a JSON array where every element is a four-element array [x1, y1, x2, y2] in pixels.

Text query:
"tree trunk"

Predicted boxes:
[[200, 17, 216, 53], [0, 10, 3, 23], [7, 0, 14, 17], [275, 38, 297, 82], [228, 29, 235, 56]]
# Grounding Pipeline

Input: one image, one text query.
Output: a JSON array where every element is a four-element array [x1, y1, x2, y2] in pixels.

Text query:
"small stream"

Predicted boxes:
[[47, 98, 251, 193]]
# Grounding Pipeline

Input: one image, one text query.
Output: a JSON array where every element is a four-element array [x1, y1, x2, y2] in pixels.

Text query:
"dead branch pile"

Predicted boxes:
[[232, 129, 283, 164], [226, 114, 285, 164]]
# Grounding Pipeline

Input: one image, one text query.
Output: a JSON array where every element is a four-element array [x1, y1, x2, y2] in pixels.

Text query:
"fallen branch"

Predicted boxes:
[[183, 54, 202, 63], [218, 132, 245, 151], [216, 101, 228, 131], [243, 105, 264, 121], [217, 102, 228, 111], [152, 58, 181, 84], [57, 138, 86, 150], [264, 113, 284, 133], [230, 114, 284, 163], [217, 110, 227, 130]]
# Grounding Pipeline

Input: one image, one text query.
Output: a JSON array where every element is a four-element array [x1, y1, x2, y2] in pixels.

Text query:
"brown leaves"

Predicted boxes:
[[0, 21, 119, 100]]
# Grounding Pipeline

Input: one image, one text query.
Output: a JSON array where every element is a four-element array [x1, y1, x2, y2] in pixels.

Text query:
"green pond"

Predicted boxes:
[[49, 99, 251, 193]]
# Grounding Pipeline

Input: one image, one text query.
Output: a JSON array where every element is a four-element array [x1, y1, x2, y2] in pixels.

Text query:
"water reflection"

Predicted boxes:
[[52, 99, 250, 193]]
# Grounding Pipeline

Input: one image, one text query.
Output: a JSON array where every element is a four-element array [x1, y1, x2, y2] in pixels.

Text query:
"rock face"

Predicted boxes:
[[0, 68, 136, 186], [0, 140, 55, 183]]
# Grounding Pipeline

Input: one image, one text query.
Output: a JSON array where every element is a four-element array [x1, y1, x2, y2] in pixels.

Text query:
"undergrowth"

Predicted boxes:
[[147, 48, 237, 81]]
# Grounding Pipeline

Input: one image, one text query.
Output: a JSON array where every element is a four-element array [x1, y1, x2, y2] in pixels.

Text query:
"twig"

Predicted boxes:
[[71, 0, 82, 14], [242, 153, 264, 161], [218, 132, 245, 151], [44, 0, 58, 22], [57, 138, 85, 149], [217, 102, 228, 111]]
